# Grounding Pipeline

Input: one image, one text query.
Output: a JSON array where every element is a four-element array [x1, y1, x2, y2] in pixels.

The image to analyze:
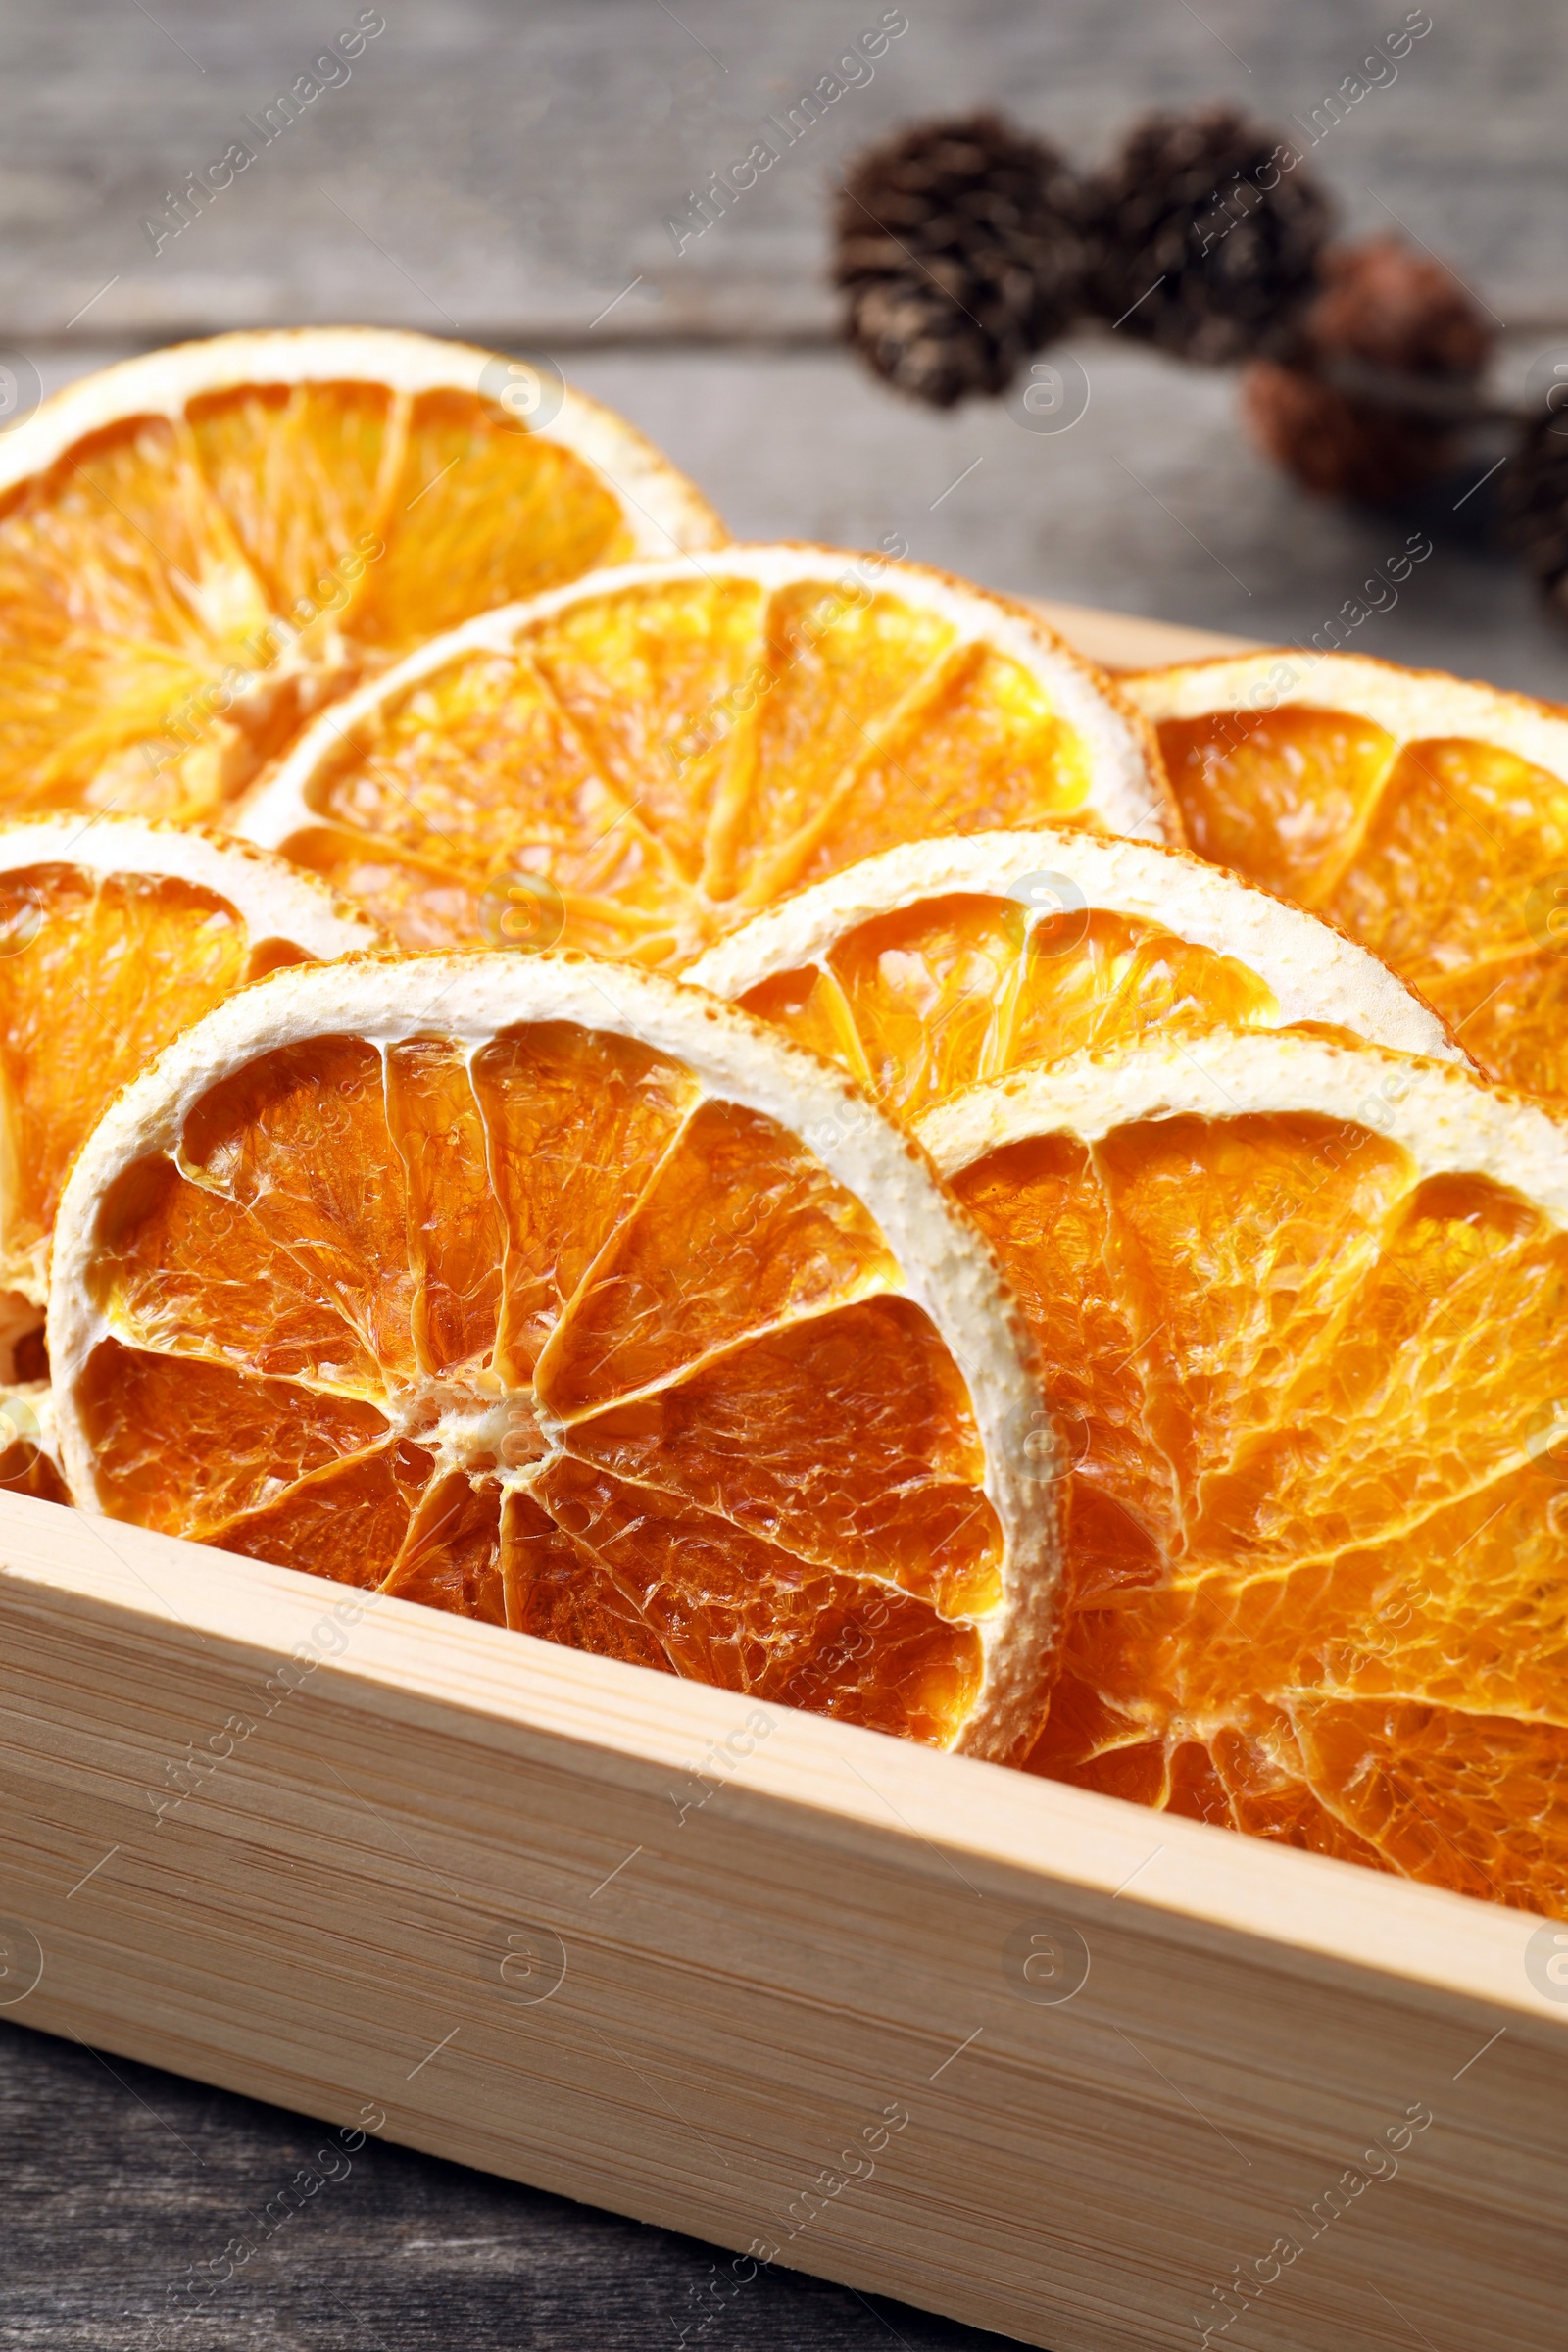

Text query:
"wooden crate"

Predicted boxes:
[[2, 609, 1564, 2352]]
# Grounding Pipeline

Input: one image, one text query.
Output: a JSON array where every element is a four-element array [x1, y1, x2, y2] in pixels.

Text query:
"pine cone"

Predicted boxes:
[[1244, 237, 1494, 505], [1505, 413, 1568, 608], [1310, 233, 1492, 376], [1087, 106, 1334, 364], [1243, 365, 1445, 504], [835, 112, 1086, 408]]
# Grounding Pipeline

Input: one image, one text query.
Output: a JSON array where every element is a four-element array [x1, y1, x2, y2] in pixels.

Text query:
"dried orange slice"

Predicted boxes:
[[915, 1028, 1568, 1917], [0, 815, 381, 1309], [0, 817, 381, 1504], [0, 329, 723, 825], [236, 547, 1175, 963], [47, 955, 1057, 1755], [1125, 650, 1568, 1103], [688, 827, 1461, 1125]]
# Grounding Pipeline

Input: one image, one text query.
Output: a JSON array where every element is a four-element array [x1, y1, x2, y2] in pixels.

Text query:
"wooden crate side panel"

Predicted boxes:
[[0, 1494, 1554, 2029], [2, 1505, 1566, 2352]]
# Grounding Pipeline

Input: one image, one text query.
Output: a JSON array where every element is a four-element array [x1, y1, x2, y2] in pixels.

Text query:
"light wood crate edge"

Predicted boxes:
[[2, 1488, 1565, 2352], [1032, 601, 1260, 670]]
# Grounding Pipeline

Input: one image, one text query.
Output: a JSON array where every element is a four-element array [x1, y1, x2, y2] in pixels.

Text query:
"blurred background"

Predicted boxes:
[[7, 0, 1568, 695], [4, 5, 1566, 2348]]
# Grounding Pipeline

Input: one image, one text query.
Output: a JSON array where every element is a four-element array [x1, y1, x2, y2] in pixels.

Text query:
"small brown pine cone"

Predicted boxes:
[[835, 112, 1087, 407], [1242, 363, 1456, 503], [1244, 235, 1494, 504], [1310, 233, 1492, 376], [1086, 106, 1335, 364]]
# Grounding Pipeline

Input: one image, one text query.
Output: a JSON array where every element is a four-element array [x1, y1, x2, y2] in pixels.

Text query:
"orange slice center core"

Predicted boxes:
[[391, 1378, 551, 1476]]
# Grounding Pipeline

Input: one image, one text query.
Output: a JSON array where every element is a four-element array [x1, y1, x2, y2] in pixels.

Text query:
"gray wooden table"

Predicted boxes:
[[4, 3, 1568, 2345], [0, 2018, 1006, 2347]]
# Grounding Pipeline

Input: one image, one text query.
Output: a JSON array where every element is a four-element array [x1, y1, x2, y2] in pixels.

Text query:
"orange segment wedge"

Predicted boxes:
[[236, 548, 1176, 964], [0, 329, 723, 824], [1125, 650, 1568, 1103], [47, 954, 1057, 1756], [689, 828, 1463, 1125], [914, 1030, 1568, 1919]]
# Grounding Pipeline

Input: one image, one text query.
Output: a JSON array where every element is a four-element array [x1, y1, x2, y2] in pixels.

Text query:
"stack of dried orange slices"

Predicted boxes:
[[696, 844, 1568, 1918], [9, 330, 1568, 1921]]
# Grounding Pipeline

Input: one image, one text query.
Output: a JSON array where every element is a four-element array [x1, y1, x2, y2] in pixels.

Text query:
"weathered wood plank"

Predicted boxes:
[[2, 0, 1565, 343]]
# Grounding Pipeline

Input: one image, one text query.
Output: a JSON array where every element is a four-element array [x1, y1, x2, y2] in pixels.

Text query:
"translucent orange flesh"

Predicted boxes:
[[951, 1112, 1568, 1920], [0, 384, 636, 822], [283, 578, 1102, 964], [81, 1023, 998, 1744], [739, 894, 1281, 1123], [1158, 707, 1568, 1100], [0, 863, 270, 1293], [0, 1418, 66, 1504]]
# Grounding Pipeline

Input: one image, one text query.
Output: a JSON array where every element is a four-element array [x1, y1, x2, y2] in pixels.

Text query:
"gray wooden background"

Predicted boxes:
[[5, 5, 1568, 2348], [8, 0, 1568, 695]]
